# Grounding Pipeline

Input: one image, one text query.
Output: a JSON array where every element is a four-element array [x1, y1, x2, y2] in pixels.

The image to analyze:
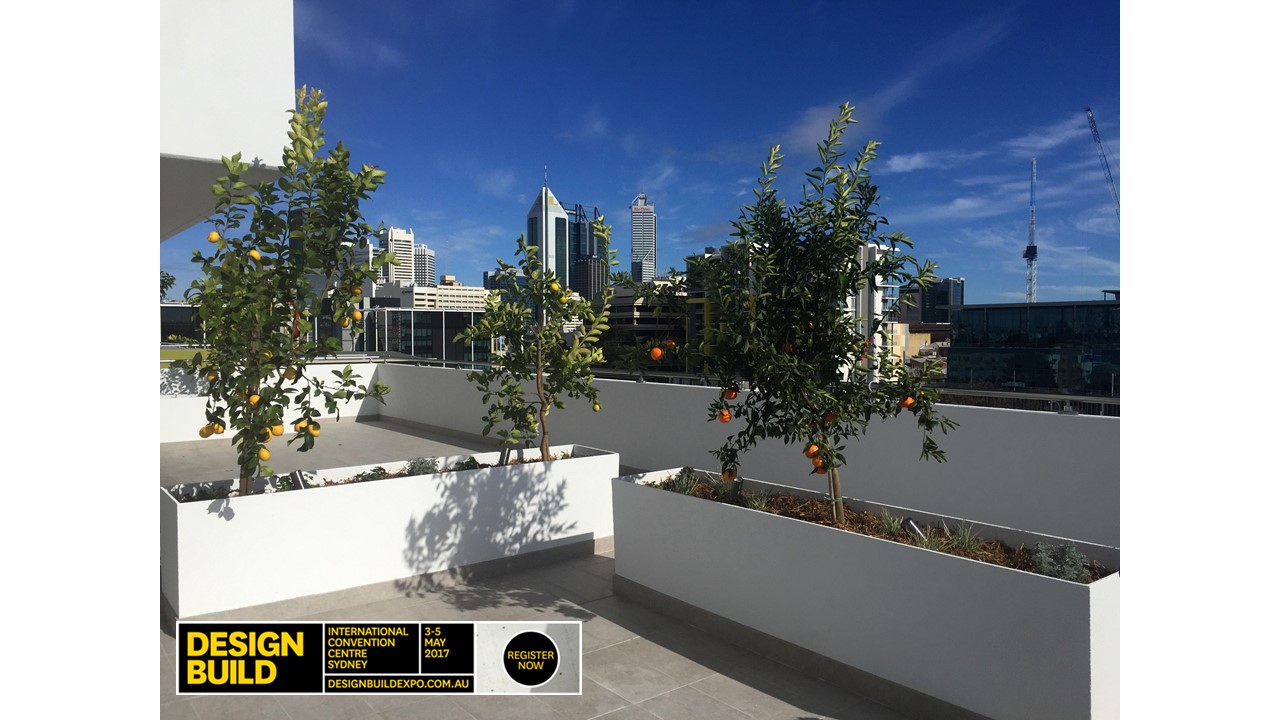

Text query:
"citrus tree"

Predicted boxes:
[[455, 218, 616, 461], [700, 102, 956, 523], [170, 87, 392, 496]]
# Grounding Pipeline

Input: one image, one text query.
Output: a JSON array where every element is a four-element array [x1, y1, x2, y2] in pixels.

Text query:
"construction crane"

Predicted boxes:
[[1022, 158, 1037, 303], [1085, 108, 1119, 220]]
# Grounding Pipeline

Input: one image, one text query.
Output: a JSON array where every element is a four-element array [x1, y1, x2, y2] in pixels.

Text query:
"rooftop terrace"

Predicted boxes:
[[160, 420, 915, 720]]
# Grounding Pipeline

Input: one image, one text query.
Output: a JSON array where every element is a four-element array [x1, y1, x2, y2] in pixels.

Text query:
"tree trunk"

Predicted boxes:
[[829, 466, 845, 524], [535, 342, 551, 462], [240, 474, 253, 498]]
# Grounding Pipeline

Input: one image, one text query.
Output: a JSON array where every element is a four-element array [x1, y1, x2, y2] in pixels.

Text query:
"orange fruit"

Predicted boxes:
[[258, 447, 271, 462], [294, 420, 308, 432], [352, 285, 363, 296], [782, 341, 794, 354], [822, 411, 837, 426], [271, 424, 284, 436], [804, 444, 819, 459], [900, 396, 916, 408], [212, 423, 225, 435], [206, 370, 217, 383], [308, 423, 321, 437], [664, 339, 676, 349], [812, 455, 825, 469], [207, 231, 220, 243], [284, 367, 297, 380], [723, 388, 738, 401], [718, 409, 731, 423], [248, 394, 261, 406], [815, 466, 828, 475], [650, 346, 664, 361], [550, 281, 561, 294], [352, 310, 363, 322], [722, 467, 737, 482]]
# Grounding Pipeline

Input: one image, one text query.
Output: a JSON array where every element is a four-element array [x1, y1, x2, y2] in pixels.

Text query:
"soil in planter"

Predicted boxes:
[[663, 472, 1113, 584], [170, 450, 577, 502]]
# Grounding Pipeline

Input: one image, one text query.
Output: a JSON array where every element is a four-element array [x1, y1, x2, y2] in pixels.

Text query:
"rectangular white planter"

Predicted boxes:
[[161, 445, 618, 618], [612, 471, 1119, 720]]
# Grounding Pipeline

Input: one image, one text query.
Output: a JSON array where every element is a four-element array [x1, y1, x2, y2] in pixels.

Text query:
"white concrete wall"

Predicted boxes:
[[159, 362, 384, 443], [163, 445, 618, 617], [161, 0, 294, 165], [374, 365, 1119, 546], [160, 0, 294, 238], [614, 475, 1119, 720]]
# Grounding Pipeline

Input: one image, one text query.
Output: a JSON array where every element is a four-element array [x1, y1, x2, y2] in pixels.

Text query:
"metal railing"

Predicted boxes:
[[161, 350, 1119, 415]]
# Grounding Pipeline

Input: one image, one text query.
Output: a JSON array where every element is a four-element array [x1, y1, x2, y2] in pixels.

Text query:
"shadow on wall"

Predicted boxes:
[[396, 458, 592, 617], [161, 367, 205, 396]]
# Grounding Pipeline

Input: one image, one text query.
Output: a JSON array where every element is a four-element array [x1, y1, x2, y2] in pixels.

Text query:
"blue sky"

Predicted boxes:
[[161, 0, 1120, 304]]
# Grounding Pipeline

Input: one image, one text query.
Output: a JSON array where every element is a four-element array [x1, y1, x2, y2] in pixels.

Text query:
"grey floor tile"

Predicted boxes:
[[692, 674, 827, 720], [161, 657, 178, 703], [534, 676, 630, 720], [602, 636, 718, 684], [162, 630, 177, 658], [595, 707, 660, 720], [187, 694, 292, 720], [538, 565, 616, 605], [637, 685, 755, 720], [274, 693, 377, 720], [372, 696, 478, 719], [161, 699, 200, 720], [582, 643, 688, 704], [731, 665, 866, 719], [451, 694, 567, 720], [578, 595, 681, 637]]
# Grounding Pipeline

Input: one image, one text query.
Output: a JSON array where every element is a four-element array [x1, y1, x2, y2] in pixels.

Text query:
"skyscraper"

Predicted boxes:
[[378, 227, 415, 285], [414, 243, 436, 287], [567, 203, 601, 296], [630, 192, 656, 283], [527, 184, 570, 281]]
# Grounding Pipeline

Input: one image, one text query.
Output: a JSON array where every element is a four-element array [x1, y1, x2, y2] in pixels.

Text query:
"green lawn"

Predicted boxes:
[[160, 347, 201, 368]]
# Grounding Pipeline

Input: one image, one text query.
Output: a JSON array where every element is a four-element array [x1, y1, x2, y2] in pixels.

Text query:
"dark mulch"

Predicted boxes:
[[667, 474, 1111, 583]]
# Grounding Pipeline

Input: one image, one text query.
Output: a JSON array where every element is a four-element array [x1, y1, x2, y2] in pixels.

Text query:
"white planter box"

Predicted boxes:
[[161, 445, 618, 618], [612, 471, 1119, 720]]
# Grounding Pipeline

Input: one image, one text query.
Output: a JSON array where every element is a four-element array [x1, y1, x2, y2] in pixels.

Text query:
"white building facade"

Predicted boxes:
[[414, 244, 436, 287], [630, 192, 656, 283], [379, 227, 416, 285], [527, 184, 570, 281]]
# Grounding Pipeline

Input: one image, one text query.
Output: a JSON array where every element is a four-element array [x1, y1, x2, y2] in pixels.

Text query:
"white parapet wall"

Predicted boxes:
[[159, 361, 385, 443], [373, 365, 1119, 546]]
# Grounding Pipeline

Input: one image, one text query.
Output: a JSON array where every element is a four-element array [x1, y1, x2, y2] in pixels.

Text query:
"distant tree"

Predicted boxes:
[[161, 270, 176, 300]]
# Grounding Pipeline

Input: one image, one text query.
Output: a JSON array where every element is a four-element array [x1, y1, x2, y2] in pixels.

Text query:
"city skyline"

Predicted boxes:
[[160, 1, 1120, 305]]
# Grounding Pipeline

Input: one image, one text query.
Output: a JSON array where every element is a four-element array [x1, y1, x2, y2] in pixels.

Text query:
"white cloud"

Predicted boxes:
[[1004, 116, 1093, 156], [296, 3, 409, 68], [882, 150, 988, 174], [474, 169, 516, 198]]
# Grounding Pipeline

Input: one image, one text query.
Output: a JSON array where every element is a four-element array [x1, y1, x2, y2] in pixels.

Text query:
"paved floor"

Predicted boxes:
[[160, 551, 910, 720], [160, 419, 911, 720]]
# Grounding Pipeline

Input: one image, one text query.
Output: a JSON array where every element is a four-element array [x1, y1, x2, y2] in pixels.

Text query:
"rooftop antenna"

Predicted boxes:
[[544, 164, 548, 187], [1022, 158, 1038, 303]]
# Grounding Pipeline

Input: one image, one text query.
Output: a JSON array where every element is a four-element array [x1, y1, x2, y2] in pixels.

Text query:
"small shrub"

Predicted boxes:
[[405, 457, 440, 476], [352, 466, 388, 483], [1033, 542, 1090, 582], [452, 457, 488, 472], [878, 508, 903, 536], [947, 521, 982, 552], [745, 492, 772, 511], [663, 467, 702, 495], [913, 528, 951, 552]]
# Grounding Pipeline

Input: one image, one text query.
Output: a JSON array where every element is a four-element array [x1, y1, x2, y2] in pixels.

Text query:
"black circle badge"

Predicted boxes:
[[503, 631, 559, 687]]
